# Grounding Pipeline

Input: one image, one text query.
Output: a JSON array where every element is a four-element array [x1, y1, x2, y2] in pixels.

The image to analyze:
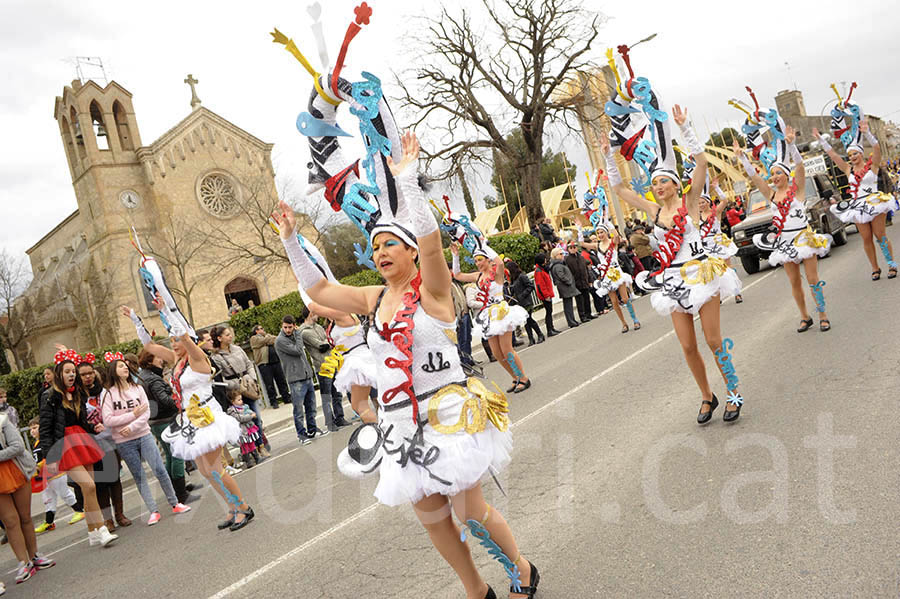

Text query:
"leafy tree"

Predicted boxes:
[[706, 127, 745, 149]]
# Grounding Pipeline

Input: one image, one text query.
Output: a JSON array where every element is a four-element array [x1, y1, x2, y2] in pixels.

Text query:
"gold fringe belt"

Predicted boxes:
[[428, 378, 510, 435]]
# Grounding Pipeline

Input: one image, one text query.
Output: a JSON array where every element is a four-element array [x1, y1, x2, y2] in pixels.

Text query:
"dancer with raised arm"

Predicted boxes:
[[450, 242, 531, 393], [730, 88, 832, 332], [813, 82, 897, 280], [576, 222, 641, 333], [602, 44, 744, 423]]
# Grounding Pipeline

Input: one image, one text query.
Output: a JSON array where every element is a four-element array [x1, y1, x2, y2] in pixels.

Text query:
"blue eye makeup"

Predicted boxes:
[[385, 240, 400, 247]]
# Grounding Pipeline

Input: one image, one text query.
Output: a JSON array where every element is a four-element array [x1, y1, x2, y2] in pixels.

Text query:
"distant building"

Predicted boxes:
[[18, 77, 316, 365]]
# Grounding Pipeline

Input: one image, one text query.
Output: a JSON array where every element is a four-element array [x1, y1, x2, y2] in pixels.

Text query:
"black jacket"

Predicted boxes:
[[564, 252, 591, 290], [38, 389, 93, 464], [139, 368, 178, 424], [510, 273, 536, 309]]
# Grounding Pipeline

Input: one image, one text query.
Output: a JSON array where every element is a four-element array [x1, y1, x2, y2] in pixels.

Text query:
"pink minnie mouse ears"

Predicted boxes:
[[54, 349, 81, 365], [104, 351, 124, 363]]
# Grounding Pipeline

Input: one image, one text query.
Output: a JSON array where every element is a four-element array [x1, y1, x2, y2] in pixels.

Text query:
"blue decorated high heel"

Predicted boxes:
[[511, 560, 540, 598]]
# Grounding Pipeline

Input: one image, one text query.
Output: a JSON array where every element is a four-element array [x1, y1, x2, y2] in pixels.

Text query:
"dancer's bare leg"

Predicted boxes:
[[782, 262, 810, 320], [413, 493, 488, 599], [803, 257, 828, 323], [857, 221, 880, 272], [671, 311, 713, 411], [488, 335, 515, 381], [497, 332, 528, 384], [196, 449, 250, 522], [608, 290, 626, 327]]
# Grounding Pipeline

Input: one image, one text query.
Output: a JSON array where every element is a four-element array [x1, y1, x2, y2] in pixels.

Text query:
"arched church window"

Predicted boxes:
[[196, 171, 241, 218]]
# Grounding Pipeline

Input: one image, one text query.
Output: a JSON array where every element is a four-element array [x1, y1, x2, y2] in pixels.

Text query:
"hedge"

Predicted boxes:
[[229, 269, 385, 343], [441, 233, 541, 274], [0, 337, 157, 427]]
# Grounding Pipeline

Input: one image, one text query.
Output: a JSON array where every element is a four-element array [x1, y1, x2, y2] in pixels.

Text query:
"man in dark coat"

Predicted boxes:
[[564, 244, 594, 322]]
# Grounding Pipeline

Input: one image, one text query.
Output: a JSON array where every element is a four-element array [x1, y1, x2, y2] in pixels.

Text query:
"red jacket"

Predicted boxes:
[[534, 266, 555, 301]]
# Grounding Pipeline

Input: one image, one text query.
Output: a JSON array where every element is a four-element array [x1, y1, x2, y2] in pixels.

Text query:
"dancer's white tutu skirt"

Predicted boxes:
[[594, 268, 632, 295], [476, 302, 528, 338], [164, 398, 241, 461], [753, 226, 832, 267], [373, 380, 512, 507], [334, 347, 378, 394], [703, 234, 738, 260], [636, 257, 742, 316], [830, 192, 898, 225]]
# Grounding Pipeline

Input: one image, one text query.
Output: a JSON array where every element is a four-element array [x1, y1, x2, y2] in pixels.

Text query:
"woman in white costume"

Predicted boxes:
[[813, 82, 897, 280], [602, 44, 745, 424], [577, 222, 641, 333], [731, 99, 832, 333], [450, 243, 531, 393]]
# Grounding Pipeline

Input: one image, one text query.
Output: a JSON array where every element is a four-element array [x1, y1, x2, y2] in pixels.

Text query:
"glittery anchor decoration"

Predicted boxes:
[[714, 338, 742, 407], [460, 518, 523, 593]]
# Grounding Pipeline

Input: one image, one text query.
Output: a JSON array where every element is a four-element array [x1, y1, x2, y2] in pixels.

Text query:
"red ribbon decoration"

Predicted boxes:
[[324, 161, 361, 211], [378, 272, 422, 424], [650, 206, 688, 276], [849, 158, 873, 200], [596, 242, 617, 281], [771, 184, 797, 237], [331, 2, 373, 98], [475, 263, 498, 309]]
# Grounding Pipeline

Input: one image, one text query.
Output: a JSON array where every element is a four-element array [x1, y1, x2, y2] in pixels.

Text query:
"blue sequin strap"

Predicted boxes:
[[714, 338, 742, 406], [809, 280, 826, 314], [460, 511, 523, 593]]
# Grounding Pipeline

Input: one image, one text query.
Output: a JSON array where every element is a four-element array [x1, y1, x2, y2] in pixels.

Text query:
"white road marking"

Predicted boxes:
[[207, 270, 775, 598]]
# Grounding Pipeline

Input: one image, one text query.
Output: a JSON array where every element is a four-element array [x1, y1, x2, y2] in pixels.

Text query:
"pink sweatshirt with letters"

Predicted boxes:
[[100, 384, 152, 444]]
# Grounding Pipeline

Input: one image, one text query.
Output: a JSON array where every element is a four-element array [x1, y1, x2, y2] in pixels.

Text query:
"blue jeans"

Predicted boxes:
[[316, 374, 345, 430], [457, 313, 475, 366], [117, 433, 177, 513], [289, 379, 317, 439]]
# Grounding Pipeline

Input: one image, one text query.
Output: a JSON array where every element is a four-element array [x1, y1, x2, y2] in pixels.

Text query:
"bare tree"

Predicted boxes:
[[140, 213, 211, 324], [0, 250, 34, 370], [396, 0, 605, 224], [59, 255, 120, 350]]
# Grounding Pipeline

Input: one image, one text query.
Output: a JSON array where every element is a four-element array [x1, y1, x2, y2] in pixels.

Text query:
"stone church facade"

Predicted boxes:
[[21, 77, 312, 365]]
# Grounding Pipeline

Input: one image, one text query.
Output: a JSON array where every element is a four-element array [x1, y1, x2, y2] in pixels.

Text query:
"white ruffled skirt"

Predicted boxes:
[[830, 193, 898, 225], [372, 384, 512, 507], [753, 227, 832, 267], [702, 233, 738, 260], [475, 302, 528, 338], [636, 257, 743, 316], [163, 398, 241, 461], [334, 347, 378, 394], [593, 267, 632, 295]]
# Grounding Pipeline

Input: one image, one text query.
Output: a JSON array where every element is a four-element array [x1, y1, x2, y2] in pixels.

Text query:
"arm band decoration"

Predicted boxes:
[[397, 171, 438, 238], [737, 151, 756, 179], [604, 149, 623, 187], [714, 185, 726, 199], [451, 253, 461, 275], [863, 130, 878, 146], [130, 310, 152, 346], [678, 121, 704, 156], [282, 233, 326, 291], [787, 142, 802, 166], [815, 134, 833, 153]]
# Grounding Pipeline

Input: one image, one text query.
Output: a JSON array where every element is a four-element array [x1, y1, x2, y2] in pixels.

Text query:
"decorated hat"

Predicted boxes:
[[828, 82, 863, 154], [604, 44, 677, 194], [272, 3, 416, 271], [680, 155, 710, 200], [581, 170, 610, 231], [728, 86, 790, 177], [431, 195, 496, 261]]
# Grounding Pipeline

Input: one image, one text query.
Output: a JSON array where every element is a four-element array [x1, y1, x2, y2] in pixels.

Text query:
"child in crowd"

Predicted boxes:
[[0, 387, 18, 428], [226, 390, 263, 468], [29, 418, 84, 534]]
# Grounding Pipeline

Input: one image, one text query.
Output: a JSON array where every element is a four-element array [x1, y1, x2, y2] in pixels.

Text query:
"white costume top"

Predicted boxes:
[[592, 242, 632, 294], [698, 214, 737, 259], [329, 318, 377, 394], [162, 363, 240, 461], [473, 276, 528, 338], [831, 167, 897, 224], [364, 292, 512, 506], [753, 191, 831, 267], [636, 215, 742, 315]]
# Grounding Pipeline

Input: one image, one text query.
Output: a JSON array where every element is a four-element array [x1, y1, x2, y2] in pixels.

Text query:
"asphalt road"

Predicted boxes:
[[8, 226, 900, 599]]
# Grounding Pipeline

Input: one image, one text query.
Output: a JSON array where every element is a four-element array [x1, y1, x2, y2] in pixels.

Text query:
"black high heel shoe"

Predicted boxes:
[[484, 585, 496, 599], [511, 561, 540, 598], [506, 379, 520, 393], [723, 393, 744, 423], [697, 394, 718, 425], [217, 510, 236, 530], [513, 378, 531, 393], [229, 506, 255, 531]]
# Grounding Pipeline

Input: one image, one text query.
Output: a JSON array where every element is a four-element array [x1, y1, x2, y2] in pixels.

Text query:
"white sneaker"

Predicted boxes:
[[316, 429, 330, 438], [91, 525, 118, 547]]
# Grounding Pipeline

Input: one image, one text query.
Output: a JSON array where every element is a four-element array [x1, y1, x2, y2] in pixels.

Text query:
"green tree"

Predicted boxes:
[[706, 127, 745, 149], [490, 129, 576, 206], [319, 222, 371, 280]]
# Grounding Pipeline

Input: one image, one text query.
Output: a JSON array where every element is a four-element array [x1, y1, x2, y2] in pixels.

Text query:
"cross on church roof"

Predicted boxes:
[[184, 74, 201, 110]]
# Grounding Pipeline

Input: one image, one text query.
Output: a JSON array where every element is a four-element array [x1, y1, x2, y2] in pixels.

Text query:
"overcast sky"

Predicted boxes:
[[2, 0, 898, 266]]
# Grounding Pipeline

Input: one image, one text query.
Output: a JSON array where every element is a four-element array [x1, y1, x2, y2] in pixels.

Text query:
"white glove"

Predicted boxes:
[[397, 171, 438, 238], [282, 233, 326, 291], [130, 310, 152, 346], [604, 148, 623, 187], [678, 121, 704, 156]]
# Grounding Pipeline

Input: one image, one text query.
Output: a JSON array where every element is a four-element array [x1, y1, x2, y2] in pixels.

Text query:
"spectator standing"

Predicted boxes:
[[99, 356, 191, 525], [450, 278, 477, 368], [629, 226, 656, 272], [529, 223, 542, 243], [507, 259, 545, 345], [30, 417, 84, 534], [37, 368, 54, 409], [250, 325, 291, 409], [137, 350, 199, 505], [549, 248, 580, 329], [0, 388, 18, 429], [228, 298, 243, 316], [0, 409, 52, 584], [78, 361, 130, 532], [533, 254, 560, 337], [274, 315, 320, 445], [298, 306, 350, 432], [539, 217, 559, 243], [565, 243, 595, 322]]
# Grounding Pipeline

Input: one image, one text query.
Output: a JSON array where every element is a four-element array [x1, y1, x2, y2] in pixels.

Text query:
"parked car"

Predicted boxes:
[[731, 173, 848, 274]]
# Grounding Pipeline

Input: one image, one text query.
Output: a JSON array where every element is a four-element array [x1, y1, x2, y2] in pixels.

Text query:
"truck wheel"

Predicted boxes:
[[831, 226, 848, 246], [740, 254, 761, 275]]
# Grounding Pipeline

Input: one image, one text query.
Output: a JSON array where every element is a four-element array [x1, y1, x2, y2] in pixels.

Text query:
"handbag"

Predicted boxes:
[[239, 374, 261, 400]]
